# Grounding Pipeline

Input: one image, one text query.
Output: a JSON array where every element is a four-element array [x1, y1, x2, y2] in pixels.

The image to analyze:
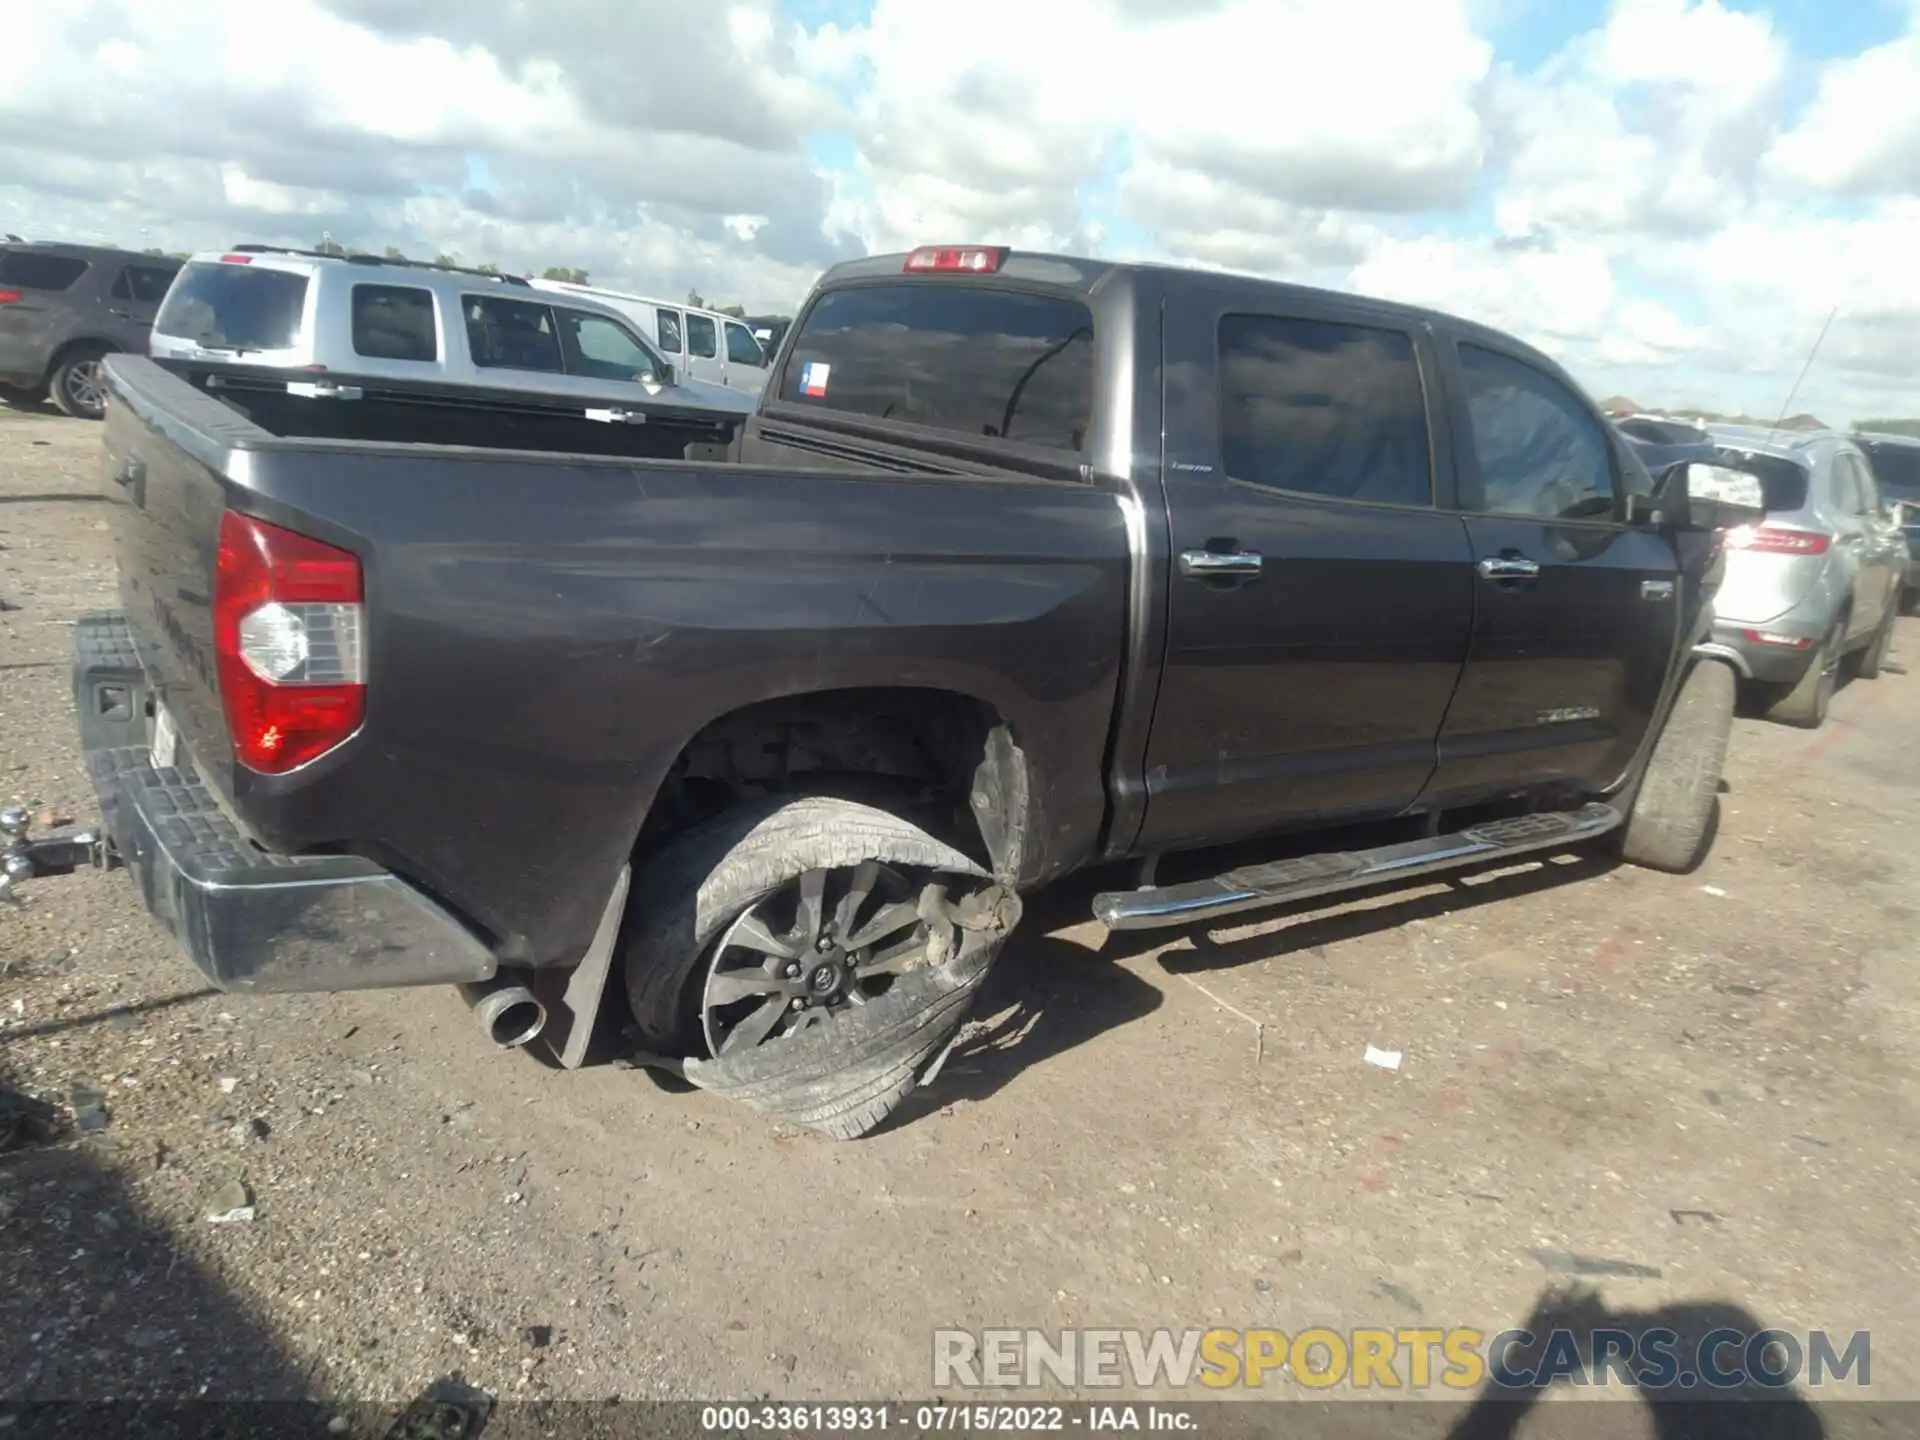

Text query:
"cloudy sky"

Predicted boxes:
[[4, 0, 1917, 422]]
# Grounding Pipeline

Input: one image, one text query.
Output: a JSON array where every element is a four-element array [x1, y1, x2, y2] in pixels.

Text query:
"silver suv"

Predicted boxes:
[[149, 246, 756, 421], [1695, 426, 1906, 728]]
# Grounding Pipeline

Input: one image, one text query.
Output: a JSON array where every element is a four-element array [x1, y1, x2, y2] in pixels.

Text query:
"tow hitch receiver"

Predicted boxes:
[[0, 805, 115, 905]]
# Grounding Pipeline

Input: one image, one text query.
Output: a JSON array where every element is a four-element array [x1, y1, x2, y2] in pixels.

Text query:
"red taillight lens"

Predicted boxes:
[[219, 254, 253, 265], [1740, 629, 1814, 650], [904, 245, 1006, 274], [213, 511, 365, 773], [1724, 524, 1829, 555], [0, 289, 20, 304]]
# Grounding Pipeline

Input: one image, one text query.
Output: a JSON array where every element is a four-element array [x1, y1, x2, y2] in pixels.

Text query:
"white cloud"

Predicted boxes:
[[0, 0, 1917, 420], [1767, 25, 1920, 194]]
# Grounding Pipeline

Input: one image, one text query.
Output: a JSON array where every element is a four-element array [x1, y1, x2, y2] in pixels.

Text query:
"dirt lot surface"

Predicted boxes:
[[3, 404, 1917, 1432]]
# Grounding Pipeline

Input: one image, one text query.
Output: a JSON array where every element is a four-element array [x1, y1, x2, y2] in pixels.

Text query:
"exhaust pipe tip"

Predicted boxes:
[[460, 978, 548, 1049]]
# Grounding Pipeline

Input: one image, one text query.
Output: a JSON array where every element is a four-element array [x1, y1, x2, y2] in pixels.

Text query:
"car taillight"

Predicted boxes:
[[0, 289, 20, 304], [904, 245, 1006, 274], [213, 511, 364, 773], [1740, 629, 1814, 650], [1724, 524, 1829, 555]]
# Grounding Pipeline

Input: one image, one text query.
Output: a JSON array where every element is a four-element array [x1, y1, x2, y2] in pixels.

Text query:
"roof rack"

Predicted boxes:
[[227, 244, 531, 286]]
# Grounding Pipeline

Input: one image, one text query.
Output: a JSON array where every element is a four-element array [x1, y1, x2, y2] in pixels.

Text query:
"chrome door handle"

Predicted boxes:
[[1180, 549, 1263, 579], [1477, 555, 1541, 580]]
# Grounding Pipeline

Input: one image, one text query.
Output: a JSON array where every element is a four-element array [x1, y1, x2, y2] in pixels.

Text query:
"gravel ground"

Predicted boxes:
[[3, 404, 1918, 1430]]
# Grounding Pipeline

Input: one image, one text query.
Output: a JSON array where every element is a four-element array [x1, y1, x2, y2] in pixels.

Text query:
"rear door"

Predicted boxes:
[[104, 260, 181, 353], [1423, 334, 1681, 807], [1133, 287, 1476, 853], [0, 249, 91, 382], [1834, 451, 1896, 638]]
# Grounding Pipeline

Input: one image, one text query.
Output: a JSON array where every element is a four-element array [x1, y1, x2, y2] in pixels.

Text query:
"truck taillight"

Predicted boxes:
[[1724, 524, 1829, 555], [213, 511, 364, 774], [0, 289, 20, 304]]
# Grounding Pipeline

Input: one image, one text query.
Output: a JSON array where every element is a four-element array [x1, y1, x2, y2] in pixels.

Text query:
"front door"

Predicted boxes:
[[654, 306, 686, 373], [683, 311, 721, 385], [1134, 291, 1477, 854], [723, 318, 770, 393], [1423, 336, 1682, 808]]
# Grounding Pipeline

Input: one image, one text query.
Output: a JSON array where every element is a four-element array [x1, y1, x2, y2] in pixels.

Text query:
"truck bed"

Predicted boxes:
[[99, 355, 1133, 969]]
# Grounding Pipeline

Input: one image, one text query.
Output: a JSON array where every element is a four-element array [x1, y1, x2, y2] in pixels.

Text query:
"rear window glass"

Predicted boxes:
[[1709, 448, 1810, 513], [155, 262, 309, 352], [1861, 441, 1920, 501], [0, 251, 89, 291], [780, 283, 1094, 452], [351, 284, 438, 362]]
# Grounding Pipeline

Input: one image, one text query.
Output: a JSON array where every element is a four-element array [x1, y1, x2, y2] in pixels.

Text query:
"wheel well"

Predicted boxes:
[[634, 688, 1031, 881], [44, 337, 115, 382]]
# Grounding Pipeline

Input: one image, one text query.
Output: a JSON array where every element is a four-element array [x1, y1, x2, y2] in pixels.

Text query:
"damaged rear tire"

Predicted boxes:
[[621, 797, 1019, 1139]]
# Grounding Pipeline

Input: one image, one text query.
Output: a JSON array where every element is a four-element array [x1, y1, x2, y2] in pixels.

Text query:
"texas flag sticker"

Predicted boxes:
[[800, 361, 831, 397]]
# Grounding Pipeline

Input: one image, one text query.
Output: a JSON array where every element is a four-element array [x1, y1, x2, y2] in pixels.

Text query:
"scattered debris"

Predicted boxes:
[[1700, 885, 1728, 898], [228, 1117, 270, 1145], [1372, 1280, 1425, 1314], [0, 1083, 63, 1151], [1364, 1045, 1403, 1071], [1670, 1209, 1721, 1226], [328, 1418, 351, 1436], [522, 1325, 553, 1349], [70, 1084, 111, 1134], [1719, 982, 1765, 998], [1252, 1277, 1271, 1294], [205, 1178, 256, 1224], [217, 1077, 240, 1095], [1527, 1248, 1662, 1279], [380, 1377, 492, 1440]]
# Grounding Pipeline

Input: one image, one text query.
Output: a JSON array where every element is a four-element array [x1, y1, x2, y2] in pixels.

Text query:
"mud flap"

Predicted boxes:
[[660, 884, 1021, 1135]]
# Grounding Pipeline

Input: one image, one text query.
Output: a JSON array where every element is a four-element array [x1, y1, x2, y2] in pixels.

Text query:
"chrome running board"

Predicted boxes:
[[1093, 803, 1621, 932]]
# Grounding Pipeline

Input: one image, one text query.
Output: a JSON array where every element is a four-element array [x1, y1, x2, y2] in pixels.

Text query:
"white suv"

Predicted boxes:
[[529, 279, 771, 396], [149, 247, 757, 420]]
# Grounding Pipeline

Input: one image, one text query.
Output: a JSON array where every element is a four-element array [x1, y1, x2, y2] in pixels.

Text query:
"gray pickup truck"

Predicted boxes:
[[12, 245, 1762, 1138]]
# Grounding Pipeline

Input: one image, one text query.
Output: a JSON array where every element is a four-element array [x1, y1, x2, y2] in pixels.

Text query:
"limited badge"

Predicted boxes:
[[800, 361, 830, 397]]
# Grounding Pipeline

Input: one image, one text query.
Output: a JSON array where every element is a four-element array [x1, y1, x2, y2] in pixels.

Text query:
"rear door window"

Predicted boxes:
[[0, 251, 90, 291], [779, 283, 1094, 452], [351, 284, 438, 362], [686, 313, 718, 360], [464, 295, 564, 373], [110, 264, 179, 304], [1457, 344, 1618, 522], [725, 321, 765, 367], [1217, 314, 1434, 507], [1861, 441, 1920, 503], [154, 261, 310, 351]]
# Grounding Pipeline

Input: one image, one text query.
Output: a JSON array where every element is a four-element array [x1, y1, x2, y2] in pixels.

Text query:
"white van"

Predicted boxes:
[[529, 279, 770, 396], [149, 248, 757, 421]]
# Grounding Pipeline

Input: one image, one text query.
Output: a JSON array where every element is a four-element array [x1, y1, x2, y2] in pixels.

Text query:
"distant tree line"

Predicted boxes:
[[1855, 418, 1920, 438]]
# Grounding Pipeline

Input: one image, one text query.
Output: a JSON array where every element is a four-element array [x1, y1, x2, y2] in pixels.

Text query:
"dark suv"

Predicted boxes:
[[1856, 432, 1920, 609], [0, 242, 182, 420]]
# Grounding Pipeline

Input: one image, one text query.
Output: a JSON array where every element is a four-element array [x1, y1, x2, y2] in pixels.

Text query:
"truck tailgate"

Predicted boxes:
[[101, 357, 265, 801]]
